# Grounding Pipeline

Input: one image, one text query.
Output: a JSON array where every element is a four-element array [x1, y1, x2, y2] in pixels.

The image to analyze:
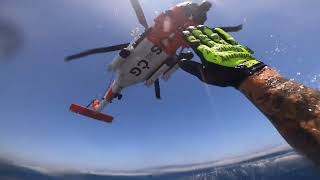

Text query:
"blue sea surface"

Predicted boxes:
[[1, 148, 320, 180]]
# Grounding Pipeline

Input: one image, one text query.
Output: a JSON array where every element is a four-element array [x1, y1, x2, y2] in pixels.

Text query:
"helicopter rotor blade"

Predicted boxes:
[[154, 79, 161, 100], [218, 24, 243, 32], [130, 0, 148, 29], [65, 43, 130, 62]]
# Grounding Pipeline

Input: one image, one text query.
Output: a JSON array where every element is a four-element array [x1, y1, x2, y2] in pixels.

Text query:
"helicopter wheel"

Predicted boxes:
[[117, 94, 123, 100], [180, 51, 194, 60]]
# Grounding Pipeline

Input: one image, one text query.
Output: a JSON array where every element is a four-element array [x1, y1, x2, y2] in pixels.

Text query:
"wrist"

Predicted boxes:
[[233, 62, 267, 89], [238, 66, 279, 92]]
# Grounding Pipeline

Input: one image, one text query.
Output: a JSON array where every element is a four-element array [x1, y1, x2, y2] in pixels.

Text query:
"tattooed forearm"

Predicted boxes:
[[239, 67, 320, 165]]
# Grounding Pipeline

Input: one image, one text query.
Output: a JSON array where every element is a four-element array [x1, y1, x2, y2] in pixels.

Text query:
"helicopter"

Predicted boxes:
[[65, 0, 243, 123]]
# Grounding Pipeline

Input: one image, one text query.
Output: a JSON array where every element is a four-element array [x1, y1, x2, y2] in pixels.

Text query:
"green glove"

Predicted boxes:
[[179, 25, 266, 88]]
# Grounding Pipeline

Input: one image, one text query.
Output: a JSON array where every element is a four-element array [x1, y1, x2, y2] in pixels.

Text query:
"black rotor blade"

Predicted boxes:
[[218, 24, 243, 32], [130, 0, 148, 29], [154, 79, 161, 100], [65, 43, 130, 62]]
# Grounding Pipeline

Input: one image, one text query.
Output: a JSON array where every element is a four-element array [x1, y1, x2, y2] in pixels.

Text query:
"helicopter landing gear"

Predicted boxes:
[[179, 51, 194, 60], [114, 93, 123, 100]]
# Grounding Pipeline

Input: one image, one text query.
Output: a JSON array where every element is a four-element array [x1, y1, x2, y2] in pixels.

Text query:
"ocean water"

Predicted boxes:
[[1, 148, 320, 180]]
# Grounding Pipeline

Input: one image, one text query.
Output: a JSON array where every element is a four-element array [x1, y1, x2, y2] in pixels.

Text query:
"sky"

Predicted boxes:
[[0, 0, 319, 172]]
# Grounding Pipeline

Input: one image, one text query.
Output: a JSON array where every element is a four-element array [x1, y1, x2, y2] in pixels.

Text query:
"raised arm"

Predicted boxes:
[[239, 67, 320, 164], [179, 25, 320, 165]]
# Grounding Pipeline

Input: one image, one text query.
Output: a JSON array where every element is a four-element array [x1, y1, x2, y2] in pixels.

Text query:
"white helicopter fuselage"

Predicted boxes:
[[99, 36, 179, 111], [113, 38, 174, 86]]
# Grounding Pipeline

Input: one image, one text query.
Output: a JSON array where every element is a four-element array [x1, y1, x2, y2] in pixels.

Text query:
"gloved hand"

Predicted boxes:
[[179, 25, 266, 88]]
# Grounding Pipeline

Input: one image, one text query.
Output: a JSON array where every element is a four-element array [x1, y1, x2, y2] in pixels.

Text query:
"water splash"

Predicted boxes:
[[130, 27, 141, 41], [265, 34, 290, 59], [309, 74, 320, 89]]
